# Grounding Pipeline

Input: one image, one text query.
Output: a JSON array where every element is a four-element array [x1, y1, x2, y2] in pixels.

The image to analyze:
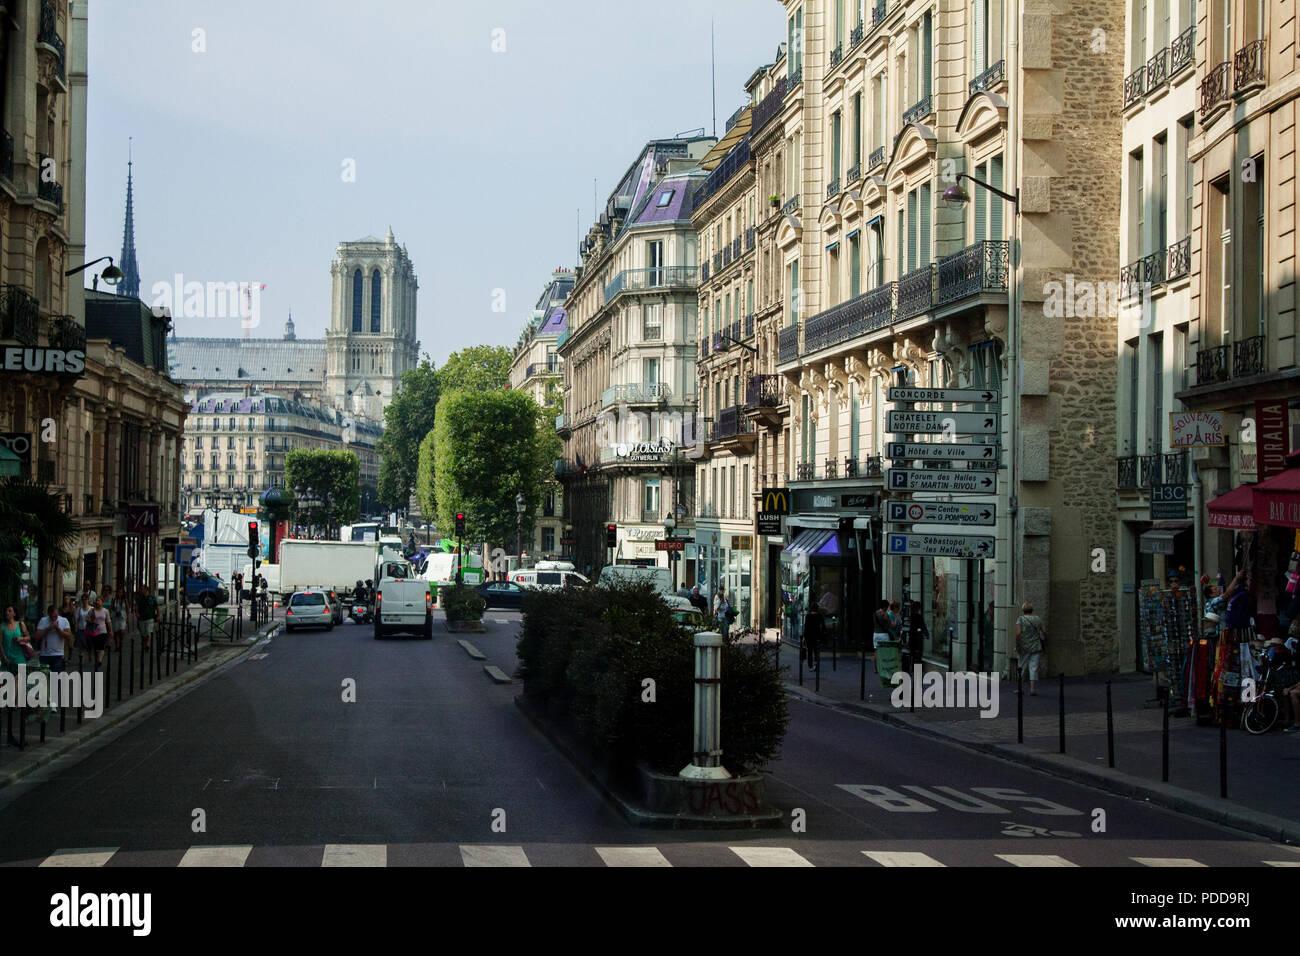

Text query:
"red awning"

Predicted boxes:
[[1207, 483, 1256, 531], [1253, 467, 1300, 529]]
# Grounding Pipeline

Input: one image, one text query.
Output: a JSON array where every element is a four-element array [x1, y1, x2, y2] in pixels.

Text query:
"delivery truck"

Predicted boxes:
[[194, 542, 255, 584], [279, 539, 378, 600]]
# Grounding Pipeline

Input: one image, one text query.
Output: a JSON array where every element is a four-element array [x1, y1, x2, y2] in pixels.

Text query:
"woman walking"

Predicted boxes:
[[108, 585, 129, 651], [2, 605, 33, 748], [87, 596, 111, 670], [75, 593, 92, 667], [1014, 602, 1047, 695]]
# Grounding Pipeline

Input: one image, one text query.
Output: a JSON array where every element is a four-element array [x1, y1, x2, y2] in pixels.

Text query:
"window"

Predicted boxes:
[[1126, 340, 1139, 452], [1242, 152, 1265, 337], [849, 232, 861, 297], [643, 303, 662, 341], [972, 0, 1004, 74], [352, 269, 363, 332], [1178, 115, 1193, 238], [787, 258, 801, 323], [647, 240, 664, 286], [541, 527, 555, 553], [872, 72, 885, 153], [849, 378, 861, 459], [656, 189, 674, 208], [1154, 133, 1168, 253], [851, 93, 862, 167], [644, 478, 660, 515], [1150, 333, 1163, 453], [1131, 147, 1145, 256], [543, 492, 555, 517], [1134, 0, 1147, 73], [831, 110, 842, 182], [643, 357, 660, 385], [827, 243, 841, 306], [370, 269, 383, 333]]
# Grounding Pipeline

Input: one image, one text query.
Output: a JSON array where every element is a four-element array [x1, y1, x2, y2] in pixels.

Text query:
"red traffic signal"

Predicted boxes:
[[455, 512, 466, 536], [247, 521, 259, 546], [606, 523, 617, 548]]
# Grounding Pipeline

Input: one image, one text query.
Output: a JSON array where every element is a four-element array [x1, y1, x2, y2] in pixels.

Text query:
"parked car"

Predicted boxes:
[[477, 580, 527, 609], [284, 589, 335, 632], [672, 607, 709, 632]]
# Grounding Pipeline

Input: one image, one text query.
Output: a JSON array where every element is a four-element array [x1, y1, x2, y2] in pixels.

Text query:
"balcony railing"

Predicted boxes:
[[1146, 48, 1168, 92], [1119, 259, 1144, 300], [897, 264, 935, 319], [1200, 61, 1229, 117], [846, 160, 861, 184], [851, 21, 864, 46], [1137, 454, 1159, 488], [601, 382, 672, 407], [1142, 247, 1166, 286], [1195, 344, 1230, 385], [1163, 451, 1188, 486], [604, 265, 697, 301], [788, 65, 803, 89], [1234, 38, 1266, 93], [902, 94, 932, 126], [1116, 456, 1138, 490], [803, 282, 896, 355], [48, 314, 85, 352], [693, 136, 752, 209], [782, 195, 801, 215], [1170, 26, 1194, 76], [871, 0, 886, 25], [778, 325, 800, 365], [844, 456, 883, 479], [36, 153, 62, 207], [714, 406, 755, 441], [936, 240, 1009, 306], [826, 176, 840, 200], [37, 0, 66, 82], [701, 261, 710, 282], [830, 43, 843, 68], [1166, 236, 1191, 280], [1123, 66, 1146, 107], [969, 59, 1005, 96], [1, 129, 11, 181], [0, 284, 40, 345], [526, 360, 561, 378], [751, 76, 788, 137], [745, 373, 783, 408], [1233, 335, 1264, 378], [796, 461, 816, 481], [867, 146, 886, 172], [745, 226, 755, 251]]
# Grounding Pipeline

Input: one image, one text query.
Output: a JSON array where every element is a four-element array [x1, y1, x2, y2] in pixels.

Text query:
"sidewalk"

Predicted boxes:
[[0, 611, 279, 788], [771, 638, 1300, 843]]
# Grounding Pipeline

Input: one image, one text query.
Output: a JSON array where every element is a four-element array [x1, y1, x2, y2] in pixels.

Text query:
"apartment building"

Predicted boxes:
[[771, 0, 1123, 673], [556, 136, 714, 576], [1115, 0, 1199, 667], [1177, 0, 1300, 643]]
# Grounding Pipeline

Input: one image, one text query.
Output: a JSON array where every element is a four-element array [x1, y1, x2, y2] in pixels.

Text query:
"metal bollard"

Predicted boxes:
[[680, 631, 729, 780], [1058, 672, 1065, 754], [117, 639, 123, 703], [129, 637, 135, 696], [59, 700, 65, 734], [859, 641, 867, 702], [1161, 692, 1170, 782], [1106, 680, 1114, 768], [103, 647, 111, 711]]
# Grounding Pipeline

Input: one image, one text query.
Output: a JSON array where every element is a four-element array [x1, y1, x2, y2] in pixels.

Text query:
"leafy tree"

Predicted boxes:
[[431, 389, 552, 547], [438, 345, 511, 394], [0, 477, 76, 608], [415, 429, 437, 518], [284, 449, 360, 530], [377, 358, 439, 510]]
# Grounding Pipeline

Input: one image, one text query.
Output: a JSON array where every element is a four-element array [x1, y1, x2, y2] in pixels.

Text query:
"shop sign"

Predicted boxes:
[[1256, 400, 1289, 480], [840, 493, 875, 509], [613, 438, 675, 462], [761, 488, 790, 514], [1149, 484, 1187, 521], [756, 512, 782, 535], [655, 538, 685, 552], [0, 347, 86, 376], [128, 505, 160, 534], [731, 536, 752, 551], [1169, 411, 1224, 447], [623, 527, 662, 540]]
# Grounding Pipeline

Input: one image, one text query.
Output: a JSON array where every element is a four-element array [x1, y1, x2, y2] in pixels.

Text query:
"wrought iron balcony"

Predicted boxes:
[[796, 461, 816, 481], [604, 265, 697, 301], [732, 236, 742, 260], [48, 314, 85, 352], [526, 360, 561, 378], [0, 284, 40, 346], [826, 176, 840, 200], [778, 324, 800, 364], [36, 152, 62, 207], [700, 338, 709, 359], [803, 282, 896, 355], [830, 43, 843, 68], [969, 59, 1005, 96], [37, 0, 65, 83], [851, 22, 864, 46], [1195, 344, 1230, 385], [1146, 48, 1168, 92], [1163, 451, 1188, 486], [1, 129, 11, 181], [1200, 61, 1229, 117], [745, 373, 783, 408], [1234, 38, 1266, 93], [1171, 26, 1194, 76], [902, 94, 932, 126], [1137, 454, 1160, 488], [871, 0, 886, 25], [897, 264, 934, 319], [782, 195, 801, 215], [751, 76, 788, 137], [1123, 66, 1146, 107], [824, 458, 838, 480], [1116, 456, 1138, 490], [714, 406, 756, 441], [745, 226, 755, 251], [1166, 236, 1191, 280], [788, 65, 803, 89], [846, 161, 861, 184], [601, 382, 672, 407], [692, 136, 752, 209], [844, 456, 883, 479], [1233, 335, 1264, 378], [936, 240, 1009, 306], [1142, 247, 1166, 286], [868, 146, 886, 172], [1119, 259, 1144, 300]]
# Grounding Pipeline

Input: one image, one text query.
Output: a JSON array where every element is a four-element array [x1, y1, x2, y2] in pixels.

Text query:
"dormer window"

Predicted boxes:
[[657, 189, 675, 208]]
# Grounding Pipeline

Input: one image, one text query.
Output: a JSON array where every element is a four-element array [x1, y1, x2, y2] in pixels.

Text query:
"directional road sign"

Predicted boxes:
[[886, 501, 997, 526], [886, 441, 1000, 462], [888, 387, 1000, 404], [885, 533, 997, 559], [887, 469, 997, 493], [886, 410, 999, 435]]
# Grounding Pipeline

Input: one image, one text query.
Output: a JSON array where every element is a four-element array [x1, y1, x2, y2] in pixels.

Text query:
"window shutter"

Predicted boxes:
[[919, 181, 931, 266], [990, 155, 1005, 240], [973, 0, 986, 75], [922, 13, 933, 99], [907, 191, 918, 272], [974, 161, 988, 241]]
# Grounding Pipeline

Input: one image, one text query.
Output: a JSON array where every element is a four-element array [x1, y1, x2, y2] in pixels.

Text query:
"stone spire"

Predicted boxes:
[[117, 139, 141, 298]]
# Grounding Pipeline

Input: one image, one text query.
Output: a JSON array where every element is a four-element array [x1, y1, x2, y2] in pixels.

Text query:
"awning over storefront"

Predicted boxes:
[[1253, 467, 1300, 529], [1207, 483, 1257, 530], [782, 528, 838, 558], [1139, 523, 1191, 555]]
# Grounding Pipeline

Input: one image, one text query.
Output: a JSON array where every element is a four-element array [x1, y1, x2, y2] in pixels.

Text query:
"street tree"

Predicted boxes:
[[438, 345, 511, 394], [0, 477, 76, 608], [377, 358, 439, 509], [285, 449, 360, 531]]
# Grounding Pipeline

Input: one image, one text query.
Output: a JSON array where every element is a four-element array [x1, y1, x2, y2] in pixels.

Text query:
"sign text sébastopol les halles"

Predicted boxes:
[[1, 347, 86, 375], [614, 438, 674, 461]]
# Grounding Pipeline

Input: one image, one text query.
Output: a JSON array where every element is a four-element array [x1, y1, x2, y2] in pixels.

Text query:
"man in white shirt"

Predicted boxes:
[[36, 604, 71, 672]]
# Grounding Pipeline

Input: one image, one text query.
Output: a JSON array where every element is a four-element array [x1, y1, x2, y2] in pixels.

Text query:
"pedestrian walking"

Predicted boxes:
[[135, 582, 159, 652], [87, 596, 110, 670], [2, 605, 34, 748], [713, 585, 735, 640], [804, 603, 824, 671], [1014, 602, 1046, 695], [688, 585, 708, 615], [872, 600, 894, 650], [35, 604, 70, 674], [75, 593, 92, 661], [109, 586, 129, 651], [79, 578, 97, 608]]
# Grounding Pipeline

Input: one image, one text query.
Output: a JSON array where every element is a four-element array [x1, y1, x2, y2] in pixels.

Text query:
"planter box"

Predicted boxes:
[[443, 618, 485, 633]]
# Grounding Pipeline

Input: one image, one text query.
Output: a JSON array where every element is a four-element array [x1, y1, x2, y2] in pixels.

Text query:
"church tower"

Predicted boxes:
[[325, 228, 419, 420]]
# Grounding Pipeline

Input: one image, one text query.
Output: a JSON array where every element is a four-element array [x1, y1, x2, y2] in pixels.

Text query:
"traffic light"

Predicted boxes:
[[248, 521, 259, 548], [606, 524, 617, 548], [455, 512, 466, 536]]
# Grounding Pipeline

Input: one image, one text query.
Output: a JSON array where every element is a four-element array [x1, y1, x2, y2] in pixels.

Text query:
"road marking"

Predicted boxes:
[[1133, 857, 1207, 867], [460, 845, 530, 867], [39, 848, 118, 867], [322, 844, 387, 867], [862, 850, 945, 867], [1263, 860, 1300, 867], [996, 854, 1077, 867], [730, 846, 814, 867], [179, 846, 252, 867], [596, 847, 672, 867]]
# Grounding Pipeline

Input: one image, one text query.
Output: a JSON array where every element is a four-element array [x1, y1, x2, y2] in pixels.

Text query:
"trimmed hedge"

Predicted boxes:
[[440, 583, 485, 622], [516, 581, 788, 775]]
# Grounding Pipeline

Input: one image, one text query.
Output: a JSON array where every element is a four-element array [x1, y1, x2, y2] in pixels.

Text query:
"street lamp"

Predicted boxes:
[[515, 492, 526, 576], [663, 512, 677, 592], [64, 255, 124, 291]]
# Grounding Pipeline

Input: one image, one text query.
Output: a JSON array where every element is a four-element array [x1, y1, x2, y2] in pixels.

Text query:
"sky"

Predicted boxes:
[[84, 0, 787, 367]]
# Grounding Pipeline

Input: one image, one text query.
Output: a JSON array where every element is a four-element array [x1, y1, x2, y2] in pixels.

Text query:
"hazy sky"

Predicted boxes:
[[84, 0, 786, 366]]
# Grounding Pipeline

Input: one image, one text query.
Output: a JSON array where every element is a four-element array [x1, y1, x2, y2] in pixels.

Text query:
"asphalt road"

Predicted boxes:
[[0, 611, 1290, 867]]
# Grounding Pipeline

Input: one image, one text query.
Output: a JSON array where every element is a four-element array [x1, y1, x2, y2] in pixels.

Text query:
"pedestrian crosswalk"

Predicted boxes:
[[21, 842, 1293, 867]]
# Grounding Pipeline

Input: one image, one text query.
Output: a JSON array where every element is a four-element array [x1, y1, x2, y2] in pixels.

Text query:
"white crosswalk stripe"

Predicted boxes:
[[863, 850, 946, 867], [179, 846, 253, 867], [1263, 860, 1300, 867], [322, 844, 387, 867], [1133, 857, 1207, 867], [996, 854, 1077, 867], [596, 847, 672, 867], [39, 848, 118, 867], [460, 845, 530, 867], [730, 846, 814, 867]]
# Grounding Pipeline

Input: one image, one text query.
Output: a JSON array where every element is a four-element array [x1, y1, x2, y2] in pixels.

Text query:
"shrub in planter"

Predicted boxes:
[[441, 583, 485, 623], [517, 585, 608, 703]]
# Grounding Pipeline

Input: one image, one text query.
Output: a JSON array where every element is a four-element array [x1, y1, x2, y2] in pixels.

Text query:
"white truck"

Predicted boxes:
[[423, 550, 484, 607], [279, 540, 378, 600], [194, 542, 255, 585], [374, 550, 432, 639]]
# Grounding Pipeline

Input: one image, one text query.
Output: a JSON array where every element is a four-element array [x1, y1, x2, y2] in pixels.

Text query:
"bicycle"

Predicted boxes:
[[1240, 648, 1290, 735]]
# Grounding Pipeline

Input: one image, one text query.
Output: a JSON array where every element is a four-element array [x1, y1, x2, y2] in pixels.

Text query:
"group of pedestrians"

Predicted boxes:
[[677, 583, 740, 638]]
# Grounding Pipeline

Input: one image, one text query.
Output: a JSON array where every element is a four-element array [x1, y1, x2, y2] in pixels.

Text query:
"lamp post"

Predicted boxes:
[[664, 512, 677, 592], [943, 171, 1021, 671], [64, 255, 124, 291], [516, 492, 526, 576]]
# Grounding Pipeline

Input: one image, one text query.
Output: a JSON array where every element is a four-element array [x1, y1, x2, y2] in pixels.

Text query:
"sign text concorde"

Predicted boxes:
[[886, 441, 1000, 462], [887, 469, 997, 493], [886, 410, 999, 435], [885, 533, 997, 559], [887, 386, 1000, 405]]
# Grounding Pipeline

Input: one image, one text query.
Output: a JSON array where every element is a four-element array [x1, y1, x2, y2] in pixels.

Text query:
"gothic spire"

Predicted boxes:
[[118, 139, 140, 298]]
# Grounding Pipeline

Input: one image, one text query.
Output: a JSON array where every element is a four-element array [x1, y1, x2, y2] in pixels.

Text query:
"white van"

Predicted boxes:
[[596, 564, 694, 613], [510, 565, 589, 590]]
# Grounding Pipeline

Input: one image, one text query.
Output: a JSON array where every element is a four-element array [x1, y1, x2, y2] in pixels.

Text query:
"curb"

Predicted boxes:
[[0, 622, 277, 791], [784, 682, 1300, 844]]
